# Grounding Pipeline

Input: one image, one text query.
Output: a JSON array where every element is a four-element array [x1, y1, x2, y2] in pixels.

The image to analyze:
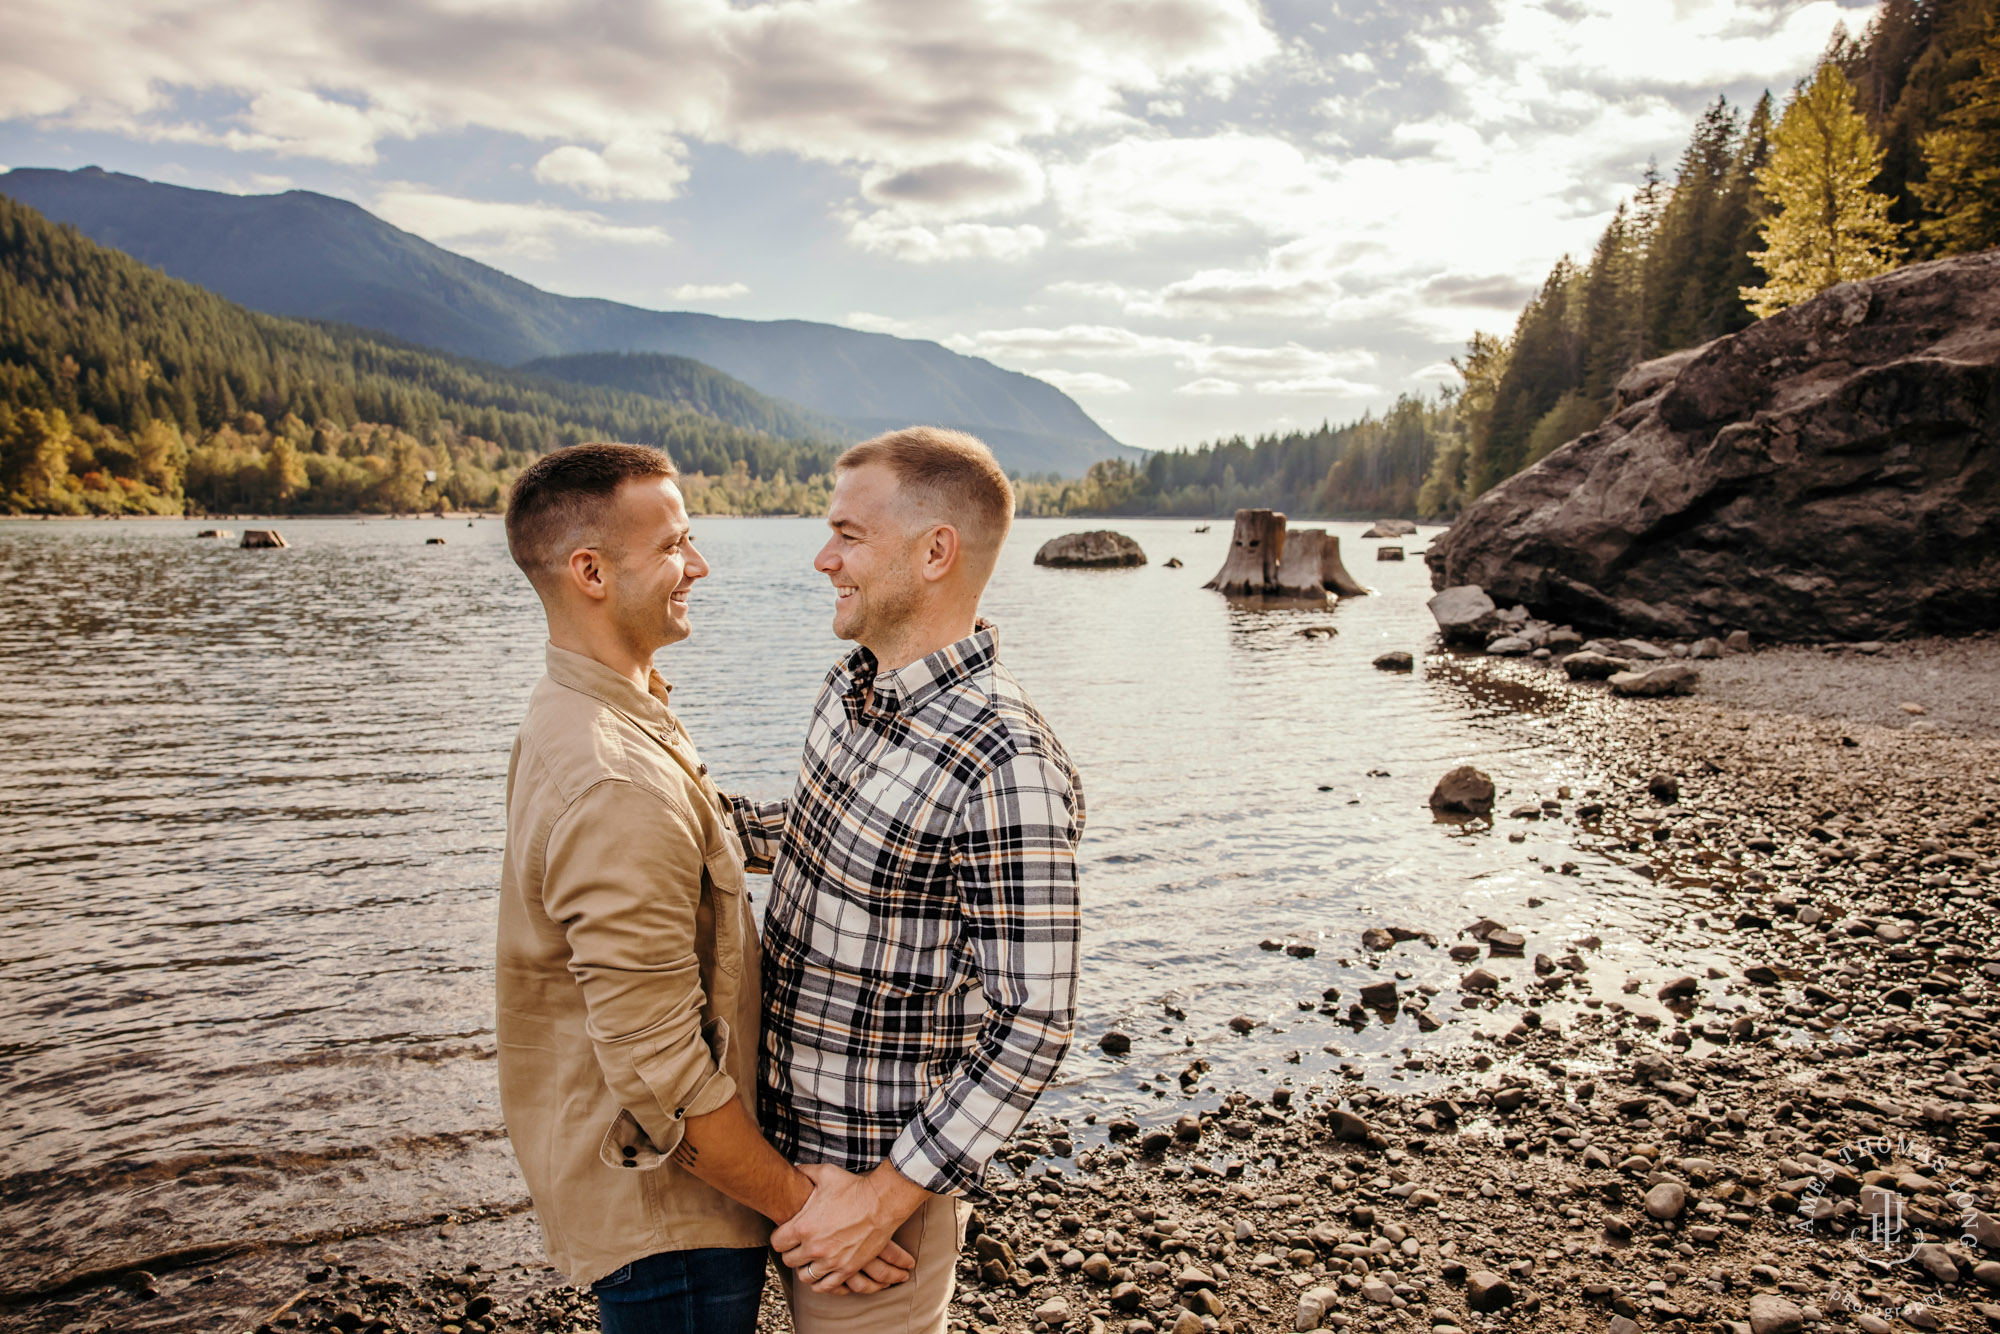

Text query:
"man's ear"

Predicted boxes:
[[566, 546, 611, 600], [919, 524, 961, 583]]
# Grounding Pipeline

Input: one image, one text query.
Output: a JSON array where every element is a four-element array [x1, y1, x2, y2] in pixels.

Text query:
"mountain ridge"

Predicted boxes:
[[0, 166, 1132, 476]]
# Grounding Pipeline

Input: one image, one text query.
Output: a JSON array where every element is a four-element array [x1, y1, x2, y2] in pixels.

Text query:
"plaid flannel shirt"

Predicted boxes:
[[729, 622, 1083, 1199]]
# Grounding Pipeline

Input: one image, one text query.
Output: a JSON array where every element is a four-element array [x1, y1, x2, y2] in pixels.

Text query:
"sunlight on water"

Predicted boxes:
[[0, 514, 1701, 1286]]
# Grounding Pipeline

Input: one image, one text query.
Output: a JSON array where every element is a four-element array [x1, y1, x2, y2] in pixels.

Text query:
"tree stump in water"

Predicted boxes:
[[1204, 509, 1287, 593], [1320, 533, 1370, 597], [1273, 529, 1334, 599]]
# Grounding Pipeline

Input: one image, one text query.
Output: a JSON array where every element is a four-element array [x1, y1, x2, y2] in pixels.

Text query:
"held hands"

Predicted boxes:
[[773, 1161, 931, 1295]]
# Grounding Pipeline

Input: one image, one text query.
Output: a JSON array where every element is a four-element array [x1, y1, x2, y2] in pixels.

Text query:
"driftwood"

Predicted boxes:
[[1319, 534, 1369, 597], [1204, 509, 1287, 593]]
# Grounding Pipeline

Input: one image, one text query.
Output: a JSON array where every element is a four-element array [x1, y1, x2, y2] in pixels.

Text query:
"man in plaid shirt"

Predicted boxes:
[[732, 427, 1084, 1332]]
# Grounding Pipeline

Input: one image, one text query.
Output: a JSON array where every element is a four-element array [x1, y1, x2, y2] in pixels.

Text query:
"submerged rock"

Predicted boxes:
[[1429, 765, 1495, 818], [1361, 519, 1417, 538], [1035, 531, 1146, 568]]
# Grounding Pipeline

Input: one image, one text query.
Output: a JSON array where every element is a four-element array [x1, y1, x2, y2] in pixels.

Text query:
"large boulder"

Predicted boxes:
[[1362, 518, 1417, 538], [1425, 253, 2000, 641], [1035, 531, 1146, 568]]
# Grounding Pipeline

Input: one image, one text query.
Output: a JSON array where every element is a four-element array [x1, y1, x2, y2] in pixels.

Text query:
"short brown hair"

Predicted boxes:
[[837, 427, 1013, 561], [505, 442, 677, 584]]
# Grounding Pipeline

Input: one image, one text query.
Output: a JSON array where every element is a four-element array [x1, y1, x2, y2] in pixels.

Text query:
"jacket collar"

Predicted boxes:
[[544, 643, 674, 728], [839, 620, 999, 717]]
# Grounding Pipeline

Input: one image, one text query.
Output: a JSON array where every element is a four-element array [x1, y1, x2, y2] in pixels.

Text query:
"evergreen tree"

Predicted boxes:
[[1649, 98, 1743, 350], [1914, 5, 2000, 253], [1741, 64, 1905, 317], [1718, 92, 1777, 332]]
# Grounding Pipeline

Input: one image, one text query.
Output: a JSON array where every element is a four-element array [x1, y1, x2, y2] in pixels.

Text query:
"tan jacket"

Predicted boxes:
[[497, 644, 767, 1285]]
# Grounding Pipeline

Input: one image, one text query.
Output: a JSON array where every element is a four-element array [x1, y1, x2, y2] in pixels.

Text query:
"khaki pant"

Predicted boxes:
[[780, 1193, 971, 1334]]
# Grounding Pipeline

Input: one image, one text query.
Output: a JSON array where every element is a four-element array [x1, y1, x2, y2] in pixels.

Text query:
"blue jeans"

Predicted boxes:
[[592, 1246, 767, 1334]]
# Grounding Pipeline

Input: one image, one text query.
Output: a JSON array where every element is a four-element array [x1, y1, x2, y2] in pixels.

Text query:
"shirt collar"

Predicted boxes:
[[544, 642, 674, 727], [847, 620, 999, 717]]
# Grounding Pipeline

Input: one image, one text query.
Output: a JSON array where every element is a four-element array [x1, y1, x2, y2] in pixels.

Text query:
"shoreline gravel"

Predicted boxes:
[[12, 639, 2000, 1334]]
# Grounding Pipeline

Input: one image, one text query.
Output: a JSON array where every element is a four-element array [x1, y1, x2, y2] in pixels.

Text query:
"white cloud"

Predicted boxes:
[[1251, 375, 1378, 396], [1030, 369, 1134, 396], [0, 0, 1276, 180], [1409, 360, 1463, 383], [860, 146, 1044, 219], [371, 187, 672, 260], [1050, 134, 1336, 247], [950, 323, 1377, 385], [668, 281, 748, 301], [845, 311, 921, 335], [847, 216, 1047, 264], [1174, 378, 1242, 395], [535, 137, 690, 201]]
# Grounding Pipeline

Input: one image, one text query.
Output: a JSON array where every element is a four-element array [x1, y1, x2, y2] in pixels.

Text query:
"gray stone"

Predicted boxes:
[[1465, 1271, 1514, 1312], [1609, 663, 1701, 697], [1748, 1293, 1804, 1334], [1428, 585, 1500, 645], [1098, 1031, 1132, 1056], [1035, 531, 1147, 568], [1377, 545, 1407, 561], [1644, 1181, 1687, 1220], [1561, 650, 1633, 680], [1485, 635, 1533, 656], [1373, 650, 1415, 671]]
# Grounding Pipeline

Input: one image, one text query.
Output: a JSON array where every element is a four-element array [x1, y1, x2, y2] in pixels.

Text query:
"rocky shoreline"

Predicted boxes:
[[19, 644, 2000, 1334]]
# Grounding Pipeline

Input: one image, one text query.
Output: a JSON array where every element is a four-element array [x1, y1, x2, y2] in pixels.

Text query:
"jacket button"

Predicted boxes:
[[698, 763, 709, 775], [674, 1108, 684, 1119]]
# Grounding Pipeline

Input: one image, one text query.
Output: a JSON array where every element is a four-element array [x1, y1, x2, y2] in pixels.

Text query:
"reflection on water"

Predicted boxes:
[[0, 514, 1721, 1291]]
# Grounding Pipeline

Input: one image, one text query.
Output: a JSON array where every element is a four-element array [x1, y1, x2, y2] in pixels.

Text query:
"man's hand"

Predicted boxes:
[[772, 1160, 931, 1293]]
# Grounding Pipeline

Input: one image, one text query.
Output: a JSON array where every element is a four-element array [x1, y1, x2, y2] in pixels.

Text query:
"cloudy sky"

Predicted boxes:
[[1, 0, 1875, 451]]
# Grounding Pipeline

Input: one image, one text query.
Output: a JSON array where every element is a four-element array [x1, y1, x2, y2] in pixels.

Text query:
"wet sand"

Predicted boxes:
[[13, 639, 2000, 1334]]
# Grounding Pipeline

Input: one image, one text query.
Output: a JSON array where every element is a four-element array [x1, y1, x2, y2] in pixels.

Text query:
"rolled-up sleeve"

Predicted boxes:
[[726, 794, 789, 873], [888, 749, 1083, 1196], [543, 778, 736, 1154]]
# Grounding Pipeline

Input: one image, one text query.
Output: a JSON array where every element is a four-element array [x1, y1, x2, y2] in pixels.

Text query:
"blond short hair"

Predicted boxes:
[[837, 427, 1014, 562]]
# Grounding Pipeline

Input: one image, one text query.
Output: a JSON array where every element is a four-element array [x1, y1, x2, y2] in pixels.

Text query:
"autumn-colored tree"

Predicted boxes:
[[1914, 7, 2000, 255], [1741, 64, 1905, 317]]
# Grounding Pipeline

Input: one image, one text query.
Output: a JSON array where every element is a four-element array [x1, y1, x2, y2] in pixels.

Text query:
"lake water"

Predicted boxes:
[[0, 514, 1720, 1295]]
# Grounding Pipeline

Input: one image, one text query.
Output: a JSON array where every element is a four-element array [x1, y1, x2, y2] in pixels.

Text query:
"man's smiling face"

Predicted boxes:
[[604, 475, 707, 650], [815, 463, 924, 649]]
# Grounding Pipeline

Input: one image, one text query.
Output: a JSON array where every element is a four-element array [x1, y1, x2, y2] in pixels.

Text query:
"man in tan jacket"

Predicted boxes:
[[496, 443, 910, 1333]]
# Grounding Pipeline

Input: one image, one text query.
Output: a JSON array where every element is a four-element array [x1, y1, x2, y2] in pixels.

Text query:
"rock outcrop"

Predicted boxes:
[[240, 529, 288, 549], [1034, 531, 1146, 568], [1361, 518, 1417, 538], [1426, 253, 2000, 641]]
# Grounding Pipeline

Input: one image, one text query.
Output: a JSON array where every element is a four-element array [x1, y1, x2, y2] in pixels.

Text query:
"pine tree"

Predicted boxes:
[[1914, 5, 2000, 254], [1718, 92, 1777, 332], [1741, 64, 1905, 317]]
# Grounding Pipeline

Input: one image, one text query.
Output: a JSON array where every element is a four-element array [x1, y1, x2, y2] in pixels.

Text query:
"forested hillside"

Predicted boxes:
[[0, 197, 838, 515], [1029, 0, 1999, 524], [1418, 0, 2000, 516], [1016, 395, 1457, 519], [518, 351, 851, 444]]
